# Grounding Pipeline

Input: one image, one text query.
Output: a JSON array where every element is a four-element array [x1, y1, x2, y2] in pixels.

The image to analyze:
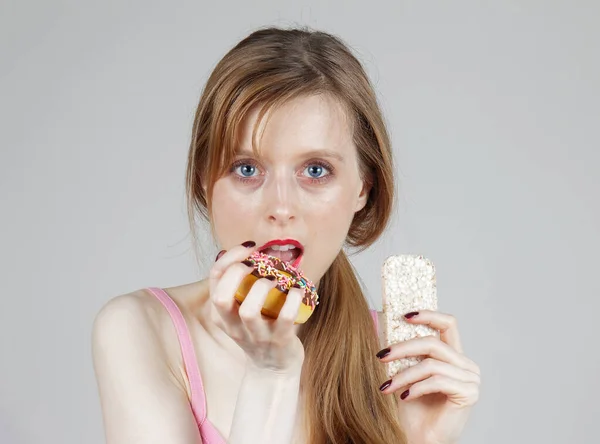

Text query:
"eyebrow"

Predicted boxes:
[[234, 148, 345, 163]]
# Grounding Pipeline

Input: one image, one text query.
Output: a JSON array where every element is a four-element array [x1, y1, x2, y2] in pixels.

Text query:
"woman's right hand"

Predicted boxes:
[[209, 241, 306, 374]]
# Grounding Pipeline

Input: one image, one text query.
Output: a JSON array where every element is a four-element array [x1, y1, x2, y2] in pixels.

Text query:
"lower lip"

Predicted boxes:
[[291, 252, 303, 268]]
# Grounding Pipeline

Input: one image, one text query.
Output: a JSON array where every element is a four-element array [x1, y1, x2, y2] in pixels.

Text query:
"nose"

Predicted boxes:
[[263, 170, 298, 225]]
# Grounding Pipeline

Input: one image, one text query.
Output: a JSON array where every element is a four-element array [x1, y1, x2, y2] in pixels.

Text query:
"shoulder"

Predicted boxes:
[[91, 287, 195, 362], [91, 286, 206, 381], [91, 285, 208, 383], [92, 289, 164, 347], [91, 289, 202, 441], [91, 290, 171, 372]]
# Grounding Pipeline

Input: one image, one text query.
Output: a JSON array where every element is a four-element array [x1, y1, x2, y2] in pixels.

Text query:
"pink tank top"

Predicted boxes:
[[145, 287, 379, 443]]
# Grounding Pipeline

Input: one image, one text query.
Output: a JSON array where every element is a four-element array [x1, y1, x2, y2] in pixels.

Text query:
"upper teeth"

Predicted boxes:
[[269, 244, 296, 251]]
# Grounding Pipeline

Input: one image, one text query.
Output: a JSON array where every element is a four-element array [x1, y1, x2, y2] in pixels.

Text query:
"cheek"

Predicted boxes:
[[305, 195, 355, 225], [211, 182, 261, 245], [302, 188, 357, 246], [299, 190, 357, 283], [303, 184, 357, 221]]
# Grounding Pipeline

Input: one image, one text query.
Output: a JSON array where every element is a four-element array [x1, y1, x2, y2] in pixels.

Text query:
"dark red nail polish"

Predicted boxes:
[[404, 311, 419, 319], [379, 380, 392, 391], [265, 275, 276, 281], [215, 250, 226, 261], [242, 241, 256, 248], [241, 259, 253, 267], [400, 389, 410, 400], [376, 347, 391, 359]]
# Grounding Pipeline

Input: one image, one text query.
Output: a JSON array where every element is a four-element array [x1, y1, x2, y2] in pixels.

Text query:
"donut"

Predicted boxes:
[[234, 251, 319, 324]]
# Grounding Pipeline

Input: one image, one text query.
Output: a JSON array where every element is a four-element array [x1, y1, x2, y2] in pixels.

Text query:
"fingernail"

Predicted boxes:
[[376, 347, 391, 359], [404, 311, 419, 319], [241, 259, 253, 267], [242, 241, 256, 248], [265, 275, 276, 281], [215, 250, 226, 261], [400, 389, 410, 400], [379, 379, 392, 391]]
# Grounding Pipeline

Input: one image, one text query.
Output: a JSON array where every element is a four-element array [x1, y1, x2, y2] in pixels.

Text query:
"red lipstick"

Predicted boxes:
[[257, 239, 304, 268]]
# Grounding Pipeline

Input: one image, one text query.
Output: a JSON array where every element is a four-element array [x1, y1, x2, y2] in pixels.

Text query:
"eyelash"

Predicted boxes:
[[230, 159, 335, 185]]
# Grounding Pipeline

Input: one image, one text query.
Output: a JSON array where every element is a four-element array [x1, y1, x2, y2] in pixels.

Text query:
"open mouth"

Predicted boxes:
[[258, 240, 304, 268]]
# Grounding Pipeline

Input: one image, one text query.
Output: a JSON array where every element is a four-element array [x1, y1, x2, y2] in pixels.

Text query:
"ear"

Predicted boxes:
[[354, 179, 371, 213]]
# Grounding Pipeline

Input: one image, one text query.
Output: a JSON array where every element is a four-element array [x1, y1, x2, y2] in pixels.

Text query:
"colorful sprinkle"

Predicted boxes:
[[244, 251, 319, 309]]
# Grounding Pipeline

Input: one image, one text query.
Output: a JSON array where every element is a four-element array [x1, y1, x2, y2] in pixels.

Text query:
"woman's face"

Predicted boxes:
[[210, 94, 369, 284]]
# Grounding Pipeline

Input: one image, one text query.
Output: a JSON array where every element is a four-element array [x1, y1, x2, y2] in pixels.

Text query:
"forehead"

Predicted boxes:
[[237, 94, 354, 158]]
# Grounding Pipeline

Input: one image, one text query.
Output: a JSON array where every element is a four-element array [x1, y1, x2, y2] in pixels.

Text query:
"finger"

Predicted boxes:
[[379, 358, 480, 395], [209, 241, 258, 326], [238, 277, 278, 342], [209, 241, 258, 288], [379, 336, 480, 375], [211, 262, 254, 330], [403, 310, 463, 353], [397, 375, 480, 407], [272, 287, 303, 340]]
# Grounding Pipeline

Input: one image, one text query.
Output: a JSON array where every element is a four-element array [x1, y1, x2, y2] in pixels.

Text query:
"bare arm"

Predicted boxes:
[[228, 363, 302, 444], [209, 243, 308, 443], [92, 295, 201, 444]]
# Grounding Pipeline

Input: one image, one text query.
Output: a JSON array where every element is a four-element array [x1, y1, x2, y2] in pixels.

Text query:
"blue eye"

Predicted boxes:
[[236, 164, 257, 177], [306, 165, 323, 178], [303, 163, 330, 179]]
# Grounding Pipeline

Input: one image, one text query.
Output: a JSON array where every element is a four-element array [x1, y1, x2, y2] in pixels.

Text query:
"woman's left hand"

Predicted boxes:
[[377, 310, 481, 444]]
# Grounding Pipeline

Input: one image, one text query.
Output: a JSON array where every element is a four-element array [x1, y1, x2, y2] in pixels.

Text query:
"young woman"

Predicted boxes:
[[92, 27, 481, 444]]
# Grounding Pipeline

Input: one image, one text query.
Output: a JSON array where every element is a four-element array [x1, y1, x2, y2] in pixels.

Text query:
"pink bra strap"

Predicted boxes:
[[145, 287, 206, 425]]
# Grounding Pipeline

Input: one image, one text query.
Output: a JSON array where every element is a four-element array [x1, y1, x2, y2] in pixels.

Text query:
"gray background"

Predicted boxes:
[[1, 1, 598, 443]]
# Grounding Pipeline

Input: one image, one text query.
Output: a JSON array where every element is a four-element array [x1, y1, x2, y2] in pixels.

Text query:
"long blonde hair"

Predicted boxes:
[[185, 27, 406, 444]]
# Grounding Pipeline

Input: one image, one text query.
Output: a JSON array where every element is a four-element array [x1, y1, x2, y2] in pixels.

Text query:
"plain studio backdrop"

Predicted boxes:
[[1, 1, 598, 443]]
